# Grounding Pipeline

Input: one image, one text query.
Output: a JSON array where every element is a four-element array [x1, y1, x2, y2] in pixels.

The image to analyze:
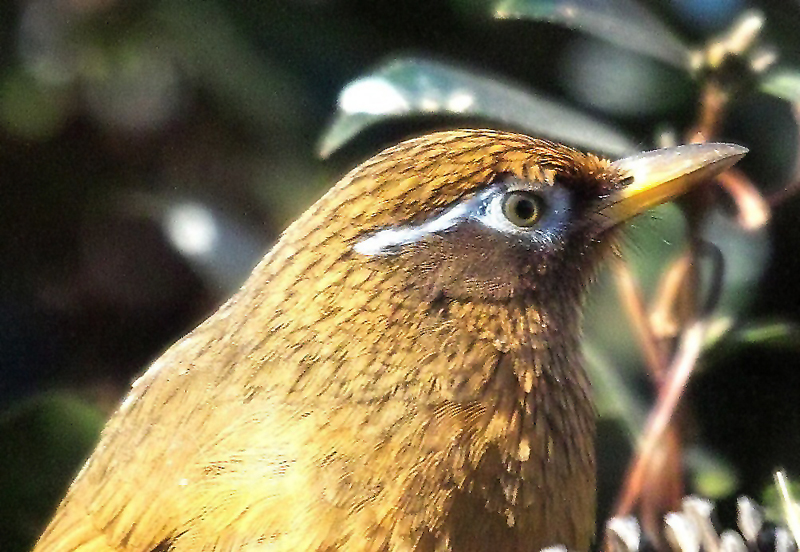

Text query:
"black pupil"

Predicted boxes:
[[514, 196, 537, 221]]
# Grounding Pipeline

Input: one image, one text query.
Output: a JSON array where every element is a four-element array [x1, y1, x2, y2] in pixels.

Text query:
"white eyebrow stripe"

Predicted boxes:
[[353, 196, 478, 256], [352, 183, 572, 257]]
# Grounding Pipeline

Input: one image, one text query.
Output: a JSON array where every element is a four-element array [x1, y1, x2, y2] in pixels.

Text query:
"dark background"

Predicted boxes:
[[2, 1, 800, 550]]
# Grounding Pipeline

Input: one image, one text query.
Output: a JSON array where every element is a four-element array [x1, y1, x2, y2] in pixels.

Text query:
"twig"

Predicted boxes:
[[612, 256, 670, 380], [613, 321, 709, 518]]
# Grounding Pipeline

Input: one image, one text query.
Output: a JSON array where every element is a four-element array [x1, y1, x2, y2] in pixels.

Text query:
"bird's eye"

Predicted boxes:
[[502, 191, 544, 227]]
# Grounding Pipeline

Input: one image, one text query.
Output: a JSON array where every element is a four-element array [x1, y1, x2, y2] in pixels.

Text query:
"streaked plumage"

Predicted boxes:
[[33, 130, 745, 552]]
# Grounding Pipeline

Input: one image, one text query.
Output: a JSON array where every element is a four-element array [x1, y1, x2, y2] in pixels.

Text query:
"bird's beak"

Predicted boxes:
[[591, 143, 748, 233]]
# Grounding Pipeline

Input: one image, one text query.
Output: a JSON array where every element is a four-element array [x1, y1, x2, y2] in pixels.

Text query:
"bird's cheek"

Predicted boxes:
[[397, 251, 534, 303]]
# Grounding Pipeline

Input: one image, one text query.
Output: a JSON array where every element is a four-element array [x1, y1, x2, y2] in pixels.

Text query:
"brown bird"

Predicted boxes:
[[33, 129, 745, 552]]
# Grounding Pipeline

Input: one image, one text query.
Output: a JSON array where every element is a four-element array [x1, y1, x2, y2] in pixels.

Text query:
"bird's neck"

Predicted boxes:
[[210, 259, 597, 549], [228, 259, 592, 416]]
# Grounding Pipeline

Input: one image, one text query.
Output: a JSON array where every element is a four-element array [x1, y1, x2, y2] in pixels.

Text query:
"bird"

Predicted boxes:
[[32, 129, 746, 552]]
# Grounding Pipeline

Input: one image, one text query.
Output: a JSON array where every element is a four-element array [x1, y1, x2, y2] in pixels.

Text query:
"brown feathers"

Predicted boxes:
[[33, 130, 667, 552]]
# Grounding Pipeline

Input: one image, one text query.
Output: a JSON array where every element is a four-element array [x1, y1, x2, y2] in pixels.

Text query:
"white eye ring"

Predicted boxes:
[[474, 184, 571, 247]]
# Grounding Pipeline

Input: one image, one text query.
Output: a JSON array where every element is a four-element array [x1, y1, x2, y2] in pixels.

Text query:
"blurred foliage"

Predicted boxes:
[[2, 0, 800, 550], [0, 394, 104, 552]]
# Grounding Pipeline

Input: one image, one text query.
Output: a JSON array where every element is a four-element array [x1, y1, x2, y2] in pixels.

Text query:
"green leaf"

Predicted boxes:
[[493, 0, 690, 69], [686, 447, 740, 499], [761, 472, 800, 526], [583, 338, 648, 433], [700, 206, 771, 339], [155, 0, 308, 135], [761, 67, 800, 104], [0, 393, 105, 551], [319, 57, 636, 158], [0, 69, 71, 140], [584, 203, 690, 377], [731, 320, 800, 349]]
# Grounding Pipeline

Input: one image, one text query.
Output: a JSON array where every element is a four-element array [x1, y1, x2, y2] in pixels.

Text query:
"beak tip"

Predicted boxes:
[[610, 141, 749, 182], [716, 142, 748, 161], [596, 141, 749, 232]]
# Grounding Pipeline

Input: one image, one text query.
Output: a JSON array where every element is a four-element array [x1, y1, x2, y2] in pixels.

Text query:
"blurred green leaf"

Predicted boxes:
[[560, 37, 692, 117], [583, 338, 647, 435], [731, 320, 800, 349], [155, 0, 308, 136], [320, 57, 636, 158], [762, 472, 800, 525], [0, 393, 104, 551], [81, 41, 182, 133], [584, 203, 689, 376], [761, 67, 800, 104], [698, 208, 770, 345], [685, 447, 740, 499], [493, 0, 690, 69], [0, 69, 70, 139]]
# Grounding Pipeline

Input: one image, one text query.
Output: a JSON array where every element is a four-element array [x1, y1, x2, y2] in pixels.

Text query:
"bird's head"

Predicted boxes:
[[227, 128, 746, 408], [265, 129, 745, 314]]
